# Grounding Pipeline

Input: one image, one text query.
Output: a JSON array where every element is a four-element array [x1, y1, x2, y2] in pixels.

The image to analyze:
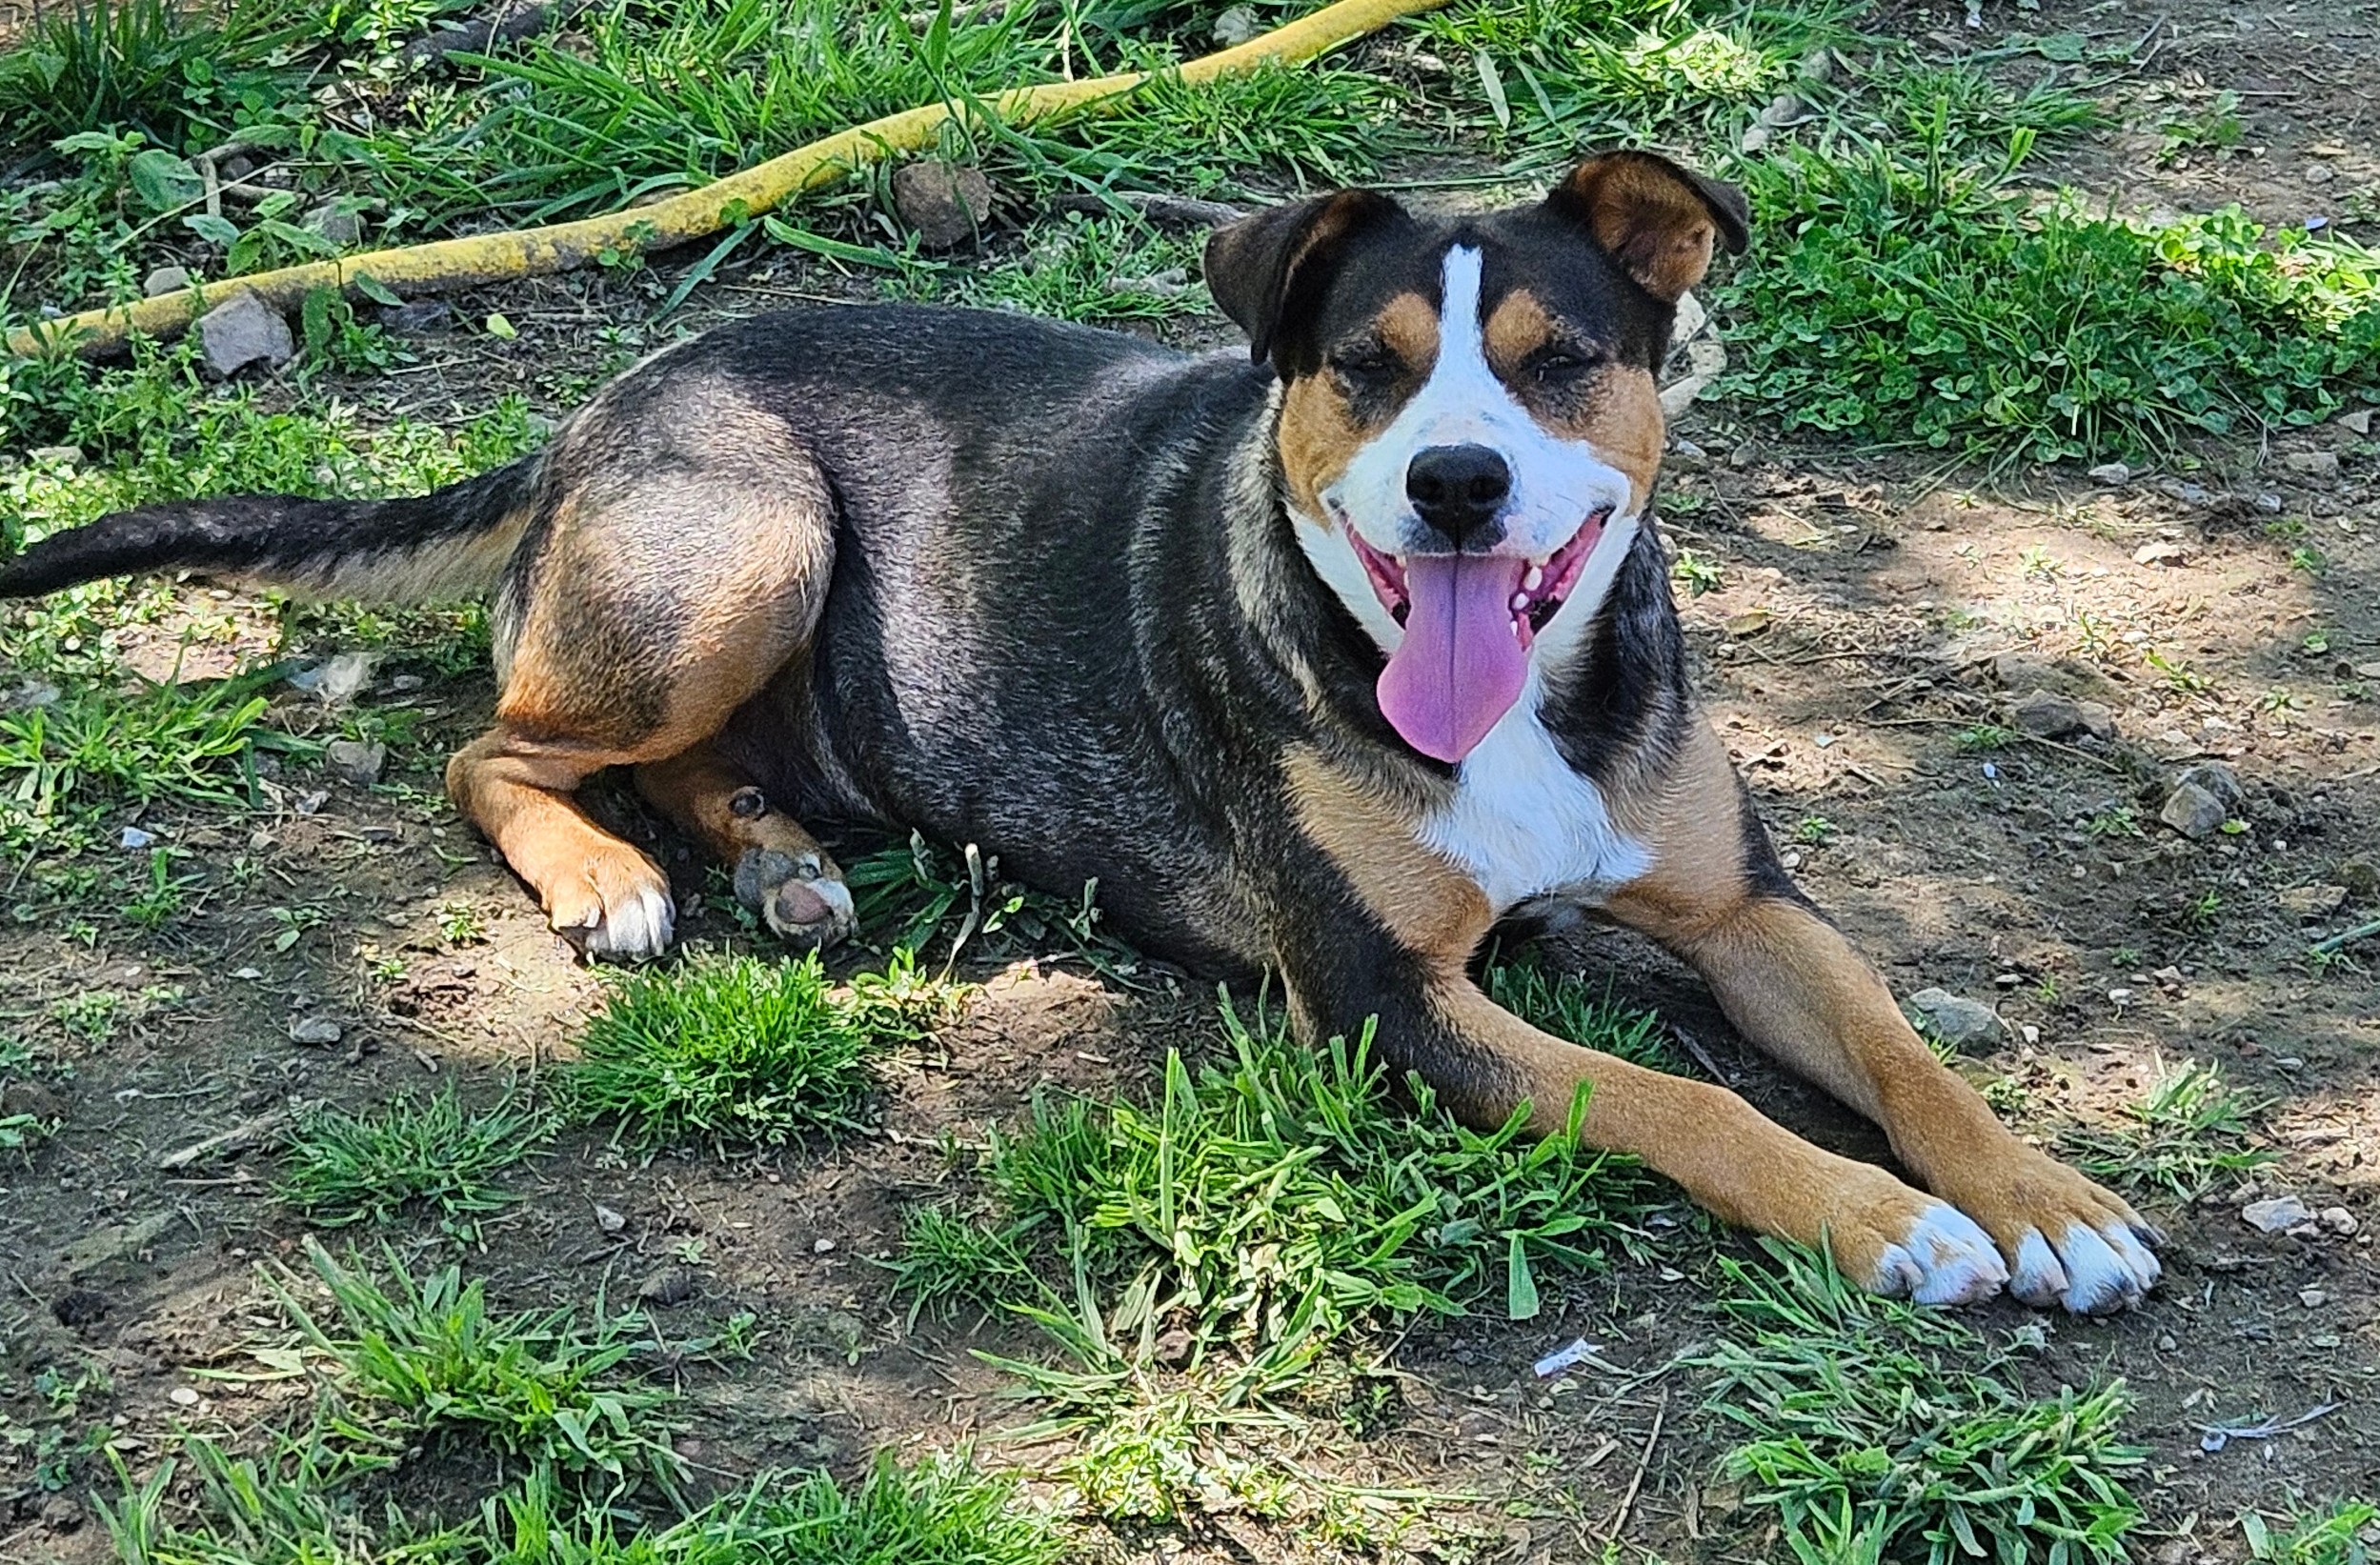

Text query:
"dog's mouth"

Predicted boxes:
[[1345, 511, 1611, 765]]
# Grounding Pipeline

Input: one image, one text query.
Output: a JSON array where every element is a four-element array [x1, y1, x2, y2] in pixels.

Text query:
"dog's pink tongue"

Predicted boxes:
[[1377, 553, 1528, 763]]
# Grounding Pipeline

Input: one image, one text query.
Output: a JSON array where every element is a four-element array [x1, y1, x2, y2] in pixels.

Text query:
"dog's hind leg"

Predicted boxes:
[[635, 740, 856, 951], [445, 391, 837, 960]]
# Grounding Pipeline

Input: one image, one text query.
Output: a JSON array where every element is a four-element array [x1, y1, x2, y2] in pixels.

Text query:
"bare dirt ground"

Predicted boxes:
[[4, 0, 2378, 1558]]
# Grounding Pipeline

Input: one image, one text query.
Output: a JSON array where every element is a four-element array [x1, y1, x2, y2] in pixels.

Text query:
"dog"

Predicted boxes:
[[0, 151, 2162, 1313]]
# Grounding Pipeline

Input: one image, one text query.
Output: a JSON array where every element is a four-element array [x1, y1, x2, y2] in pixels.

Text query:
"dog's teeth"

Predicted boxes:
[[1523, 566, 1543, 592], [1510, 592, 1529, 612]]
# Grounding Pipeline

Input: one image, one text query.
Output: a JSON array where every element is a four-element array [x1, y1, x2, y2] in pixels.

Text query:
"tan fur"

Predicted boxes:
[[1282, 744, 1482, 963], [635, 740, 837, 879], [1276, 291, 1437, 520], [1561, 159, 1722, 302]]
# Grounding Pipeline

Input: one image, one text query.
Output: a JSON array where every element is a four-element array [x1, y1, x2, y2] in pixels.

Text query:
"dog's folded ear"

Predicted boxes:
[[1548, 150, 1749, 304], [1204, 190, 1405, 372]]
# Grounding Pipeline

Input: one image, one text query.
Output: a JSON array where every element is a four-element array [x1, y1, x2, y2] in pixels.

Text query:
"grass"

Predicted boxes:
[[2244, 1500, 2379, 1565], [103, 1238, 1063, 1564], [563, 949, 948, 1151], [2059, 1058, 2276, 1204], [1704, 1242, 2146, 1565], [274, 1084, 548, 1236]]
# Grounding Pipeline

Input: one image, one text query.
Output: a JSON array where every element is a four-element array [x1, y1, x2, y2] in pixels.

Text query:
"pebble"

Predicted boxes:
[[194, 290, 294, 379], [813, 1237, 837, 1254], [2278, 884, 2349, 922], [2131, 539, 2190, 567], [2299, 1287, 2328, 1308], [2283, 450, 2341, 479], [142, 265, 192, 298], [2158, 780, 2227, 838], [121, 826, 156, 850], [168, 1386, 200, 1407], [594, 1203, 627, 1234], [2087, 460, 2131, 485], [303, 202, 362, 247], [636, 1268, 699, 1306], [323, 738, 387, 787], [2320, 1207, 2359, 1236], [891, 159, 995, 250], [288, 1016, 343, 1046], [1212, 2, 1260, 44], [1901, 988, 2004, 1051], [2011, 689, 2087, 738], [2340, 409, 2373, 436], [2241, 1194, 2313, 1234]]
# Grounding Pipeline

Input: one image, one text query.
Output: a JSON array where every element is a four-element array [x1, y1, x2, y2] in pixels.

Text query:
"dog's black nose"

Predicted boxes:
[[1405, 444, 1510, 547]]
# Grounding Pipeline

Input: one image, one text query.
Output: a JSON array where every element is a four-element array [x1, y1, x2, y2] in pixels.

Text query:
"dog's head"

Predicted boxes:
[[1205, 150, 1746, 764]]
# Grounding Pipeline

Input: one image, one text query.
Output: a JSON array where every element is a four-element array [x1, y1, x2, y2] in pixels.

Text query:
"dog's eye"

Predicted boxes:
[[1331, 349, 1401, 386], [1530, 348, 1603, 386]]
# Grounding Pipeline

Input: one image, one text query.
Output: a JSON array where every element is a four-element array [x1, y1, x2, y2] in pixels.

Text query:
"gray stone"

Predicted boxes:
[[323, 738, 386, 787], [1212, 2, 1261, 44], [2087, 461, 2131, 485], [1902, 988, 2004, 1051], [2278, 884, 2349, 922], [142, 265, 192, 298], [2241, 1194, 2314, 1234], [2075, 700, 2119, 741], [2284, 450, 2340, 479], [2335, 856, 2377, 901], [2177, 761, 2245, 811], [2319, 1206, 2359, 1236], [2131, 539, 2190, 567], [59, 1212, 173, 1279], [303, 202, 362, 247], [1989, 652, 2126, 705], [2011, 689, 2087, 738], [288, 1015, 344, 1046], [892, 160, 995, 250], [2159, 781, 2228, 838], [2340, 408, 2373, 436], [194, 290, 294, 379]]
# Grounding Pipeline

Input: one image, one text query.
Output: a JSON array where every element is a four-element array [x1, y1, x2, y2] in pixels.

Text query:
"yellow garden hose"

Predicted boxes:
[[7, 0, 1449, 359]]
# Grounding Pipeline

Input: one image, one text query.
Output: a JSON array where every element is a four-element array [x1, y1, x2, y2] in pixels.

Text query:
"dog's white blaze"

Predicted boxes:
[[1324, 245, 1635, 563]]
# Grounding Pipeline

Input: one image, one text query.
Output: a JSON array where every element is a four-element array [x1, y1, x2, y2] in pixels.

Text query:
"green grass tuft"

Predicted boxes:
[[564, 949, 943, 1151], [2060, 1057, 2274, 1205], [2244, 1500, 2379, 1565], [275, 1084, 548, 1235], [1704, 1242, 2146, 1565]]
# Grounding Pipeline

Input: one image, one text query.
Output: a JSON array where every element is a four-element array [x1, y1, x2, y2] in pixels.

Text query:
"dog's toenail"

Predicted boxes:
[[729, 787, 768, 820]]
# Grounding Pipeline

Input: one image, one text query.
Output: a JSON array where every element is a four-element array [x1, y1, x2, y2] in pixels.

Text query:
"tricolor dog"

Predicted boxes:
[[1, 151, 2163, 1312]]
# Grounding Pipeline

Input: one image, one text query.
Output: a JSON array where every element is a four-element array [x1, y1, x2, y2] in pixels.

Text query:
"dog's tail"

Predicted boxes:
[[0, 458, 539, 604]]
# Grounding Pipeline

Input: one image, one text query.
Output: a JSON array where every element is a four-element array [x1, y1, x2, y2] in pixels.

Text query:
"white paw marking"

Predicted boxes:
[[2057, 1220, 2158, 1314], [576, 884, 676, 961], [1875, 1203, 2008, 1305], [2009, 1228, 2067, 1307]]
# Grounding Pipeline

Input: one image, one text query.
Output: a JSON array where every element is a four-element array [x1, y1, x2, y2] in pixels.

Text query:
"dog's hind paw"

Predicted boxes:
[[734, 847, 856, 952], [1871, 1202, 2010, 1306], [548, 855, 676, 963]]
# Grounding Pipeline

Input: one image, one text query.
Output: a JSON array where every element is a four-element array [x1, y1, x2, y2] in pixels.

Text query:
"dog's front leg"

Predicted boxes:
[[1276, 748, 2010, 1305], [1603, 722, 2162, 1314]]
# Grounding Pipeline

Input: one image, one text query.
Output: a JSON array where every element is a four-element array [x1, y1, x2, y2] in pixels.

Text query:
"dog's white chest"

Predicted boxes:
[[1418, 681, 1650, 913]]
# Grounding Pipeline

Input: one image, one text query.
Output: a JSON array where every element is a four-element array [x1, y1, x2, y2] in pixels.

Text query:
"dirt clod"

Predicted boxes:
[[50, 1288, 111, 1328], [289, 1015, 344, 1046], [636, 1268, 699, 1306], [2243, 1195, 2315, 1234], [324, 738, 388, 787], [892, 160, 994, 251]]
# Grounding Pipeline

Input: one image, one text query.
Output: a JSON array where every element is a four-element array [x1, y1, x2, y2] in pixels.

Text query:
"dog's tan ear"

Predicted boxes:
[[1204, 189, 1405, 371], [1549, 150, 1749, 303]]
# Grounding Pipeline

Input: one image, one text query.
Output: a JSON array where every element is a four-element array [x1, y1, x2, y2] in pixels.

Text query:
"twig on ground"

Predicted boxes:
[[1051, 191, 1246, 227], [1605, 1387, 1669, 1538], [155, 1105, 300, 1171]]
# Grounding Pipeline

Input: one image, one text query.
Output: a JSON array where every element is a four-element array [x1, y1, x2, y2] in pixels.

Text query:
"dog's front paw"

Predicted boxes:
[[733, 847, 856, 951], [1821, 1168, 2009, 1306], [1932, 1145, 2162, 1314]]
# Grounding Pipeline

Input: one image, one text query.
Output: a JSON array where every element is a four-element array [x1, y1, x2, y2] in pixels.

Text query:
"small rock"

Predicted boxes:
[[1902, 988, 2004, 1051], [26, 445, 81, 468], [2011, 688, 2087, 738], [594, 1202, 627, 1234], [2336, 857, 2378, 901], [1757, 90, 1805, 128], [1212, 2, 1260, 44], [2159, 781, 2227, 839], [323, 738, 387, 787], [288, 1015, 343, 1046], [1155, 1324, 1196, 1366], [1, 1079, 65, 1122], [379, 299, 454, 334], [194, 290, 294, 379], [168, 1386, 201, 1407], [143, 265, 193, 298], [891, 160, 995, 251], [2075, 700, 2118, 741], [2299, 1287, 2328, 1308], [2087, 460, 2131, 486], [2256, 492, 2284, 513], [1989, 652, 2125, 705], [812, 1237, 837, 1254], [303, 202, 362, 247], [2283, 450, 2341, 480], [121, 825, 156, 850], [2340, 408, 2373, 436], [2319, 1206, 2359, 1236], [2241, 1194, 2313, 1234], [2177, 761, 2245, 811], [50, 1288, 110, 1328], [2278, 884, 2350, 922], [636, 1268, 699, 1307], [2131, 540, 2190, 567], [1669, 290, 1708, 348]]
